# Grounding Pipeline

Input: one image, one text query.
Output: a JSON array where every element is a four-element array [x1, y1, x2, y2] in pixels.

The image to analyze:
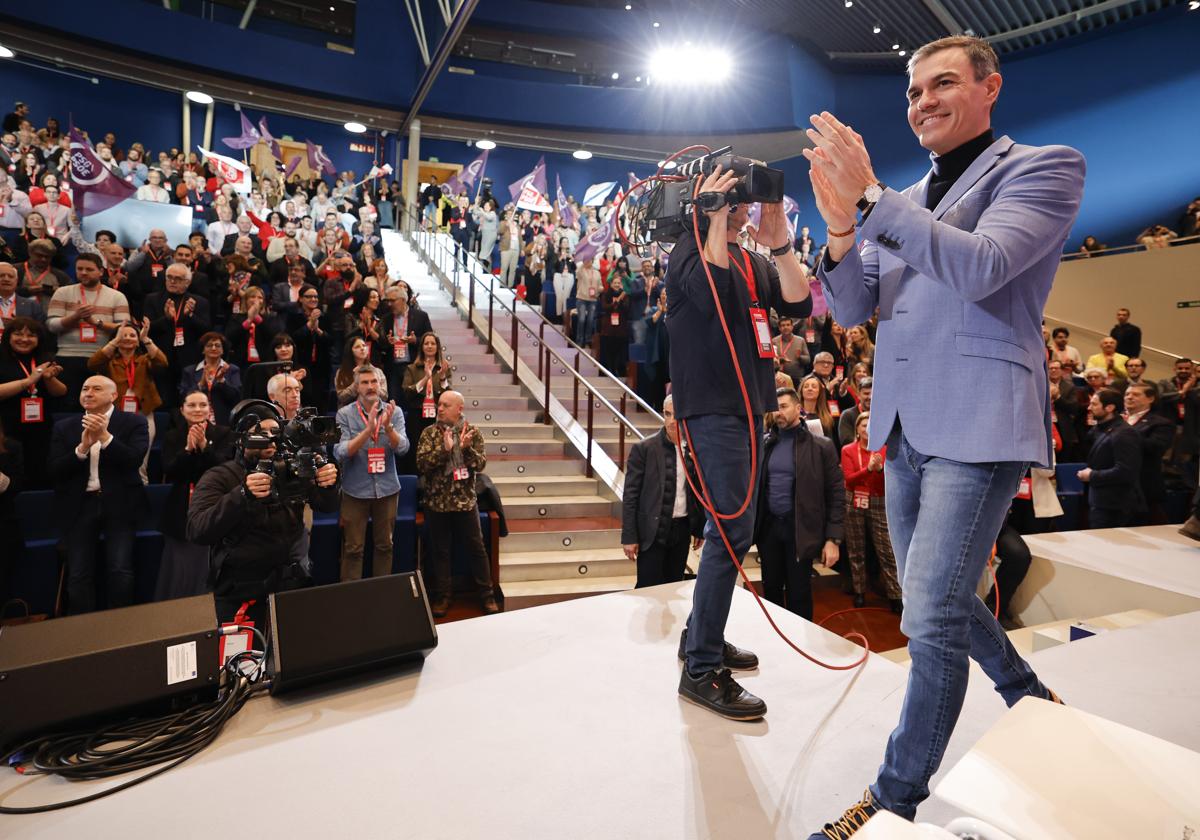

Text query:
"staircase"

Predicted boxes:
[[387, 232, 761, 596]]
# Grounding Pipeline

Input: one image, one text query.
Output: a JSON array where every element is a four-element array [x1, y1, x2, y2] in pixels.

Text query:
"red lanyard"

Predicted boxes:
[[78, 283, 96, 307], [425, 364, 436, 399], [203, 363, 222, 392], [23, 262, 50, 290], [124, 358, 137, 393], [356, 401, 381, 443], [726, 246, 758, 306], [780, 336, 794, 358], [247, 322, 257, 353], [171, 296, 184, 329], [107, 268, 123, 289], [856, 444, 867, 473], [16, 356, 37, 394]]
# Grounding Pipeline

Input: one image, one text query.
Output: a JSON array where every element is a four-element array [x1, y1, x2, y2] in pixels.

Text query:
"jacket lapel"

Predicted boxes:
[[932, 135, 1014, 220]]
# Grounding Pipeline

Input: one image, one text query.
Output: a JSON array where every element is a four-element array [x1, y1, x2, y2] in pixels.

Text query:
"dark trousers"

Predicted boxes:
[[425, 508, 494, 600], [65, 494, 135, 614], [987, 523, 1032, 619], [55, 356, 92, 410], [756, 512, 814, 620], [635, 517, 691, 588], [1089, 506, 1128, 529]]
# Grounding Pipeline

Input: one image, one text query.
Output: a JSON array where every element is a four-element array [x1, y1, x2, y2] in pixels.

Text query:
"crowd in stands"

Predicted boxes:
[[0, 100, 496, 620], [1075, 195, 1200, 256], [1, 96, 1196, 626]]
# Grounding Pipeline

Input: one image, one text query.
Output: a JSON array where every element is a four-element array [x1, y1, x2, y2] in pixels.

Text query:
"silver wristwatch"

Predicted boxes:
[[857, 182, 884, 213]]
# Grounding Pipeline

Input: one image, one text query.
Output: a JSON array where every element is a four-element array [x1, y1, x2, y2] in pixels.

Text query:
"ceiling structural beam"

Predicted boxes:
[[403, 0, 432, 65], [398, 0, 479, 138], [437, 0, 454, 27], [238, 0, 258, 30], [920, 0, 967, 34]]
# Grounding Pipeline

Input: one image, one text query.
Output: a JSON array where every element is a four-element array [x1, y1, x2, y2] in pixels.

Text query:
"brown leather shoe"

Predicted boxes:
[[1179, 515, 1200, 543], [430, 596, 450, 618], [481, 594, 501, 614]]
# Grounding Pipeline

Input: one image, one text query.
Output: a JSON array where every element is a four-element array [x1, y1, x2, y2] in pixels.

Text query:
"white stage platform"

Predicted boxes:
[[1015, 525, 1200, 626], [4, 584, 1198, 838]]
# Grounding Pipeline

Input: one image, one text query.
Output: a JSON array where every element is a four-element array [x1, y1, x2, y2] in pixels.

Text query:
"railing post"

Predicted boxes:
[[543, 346, 551, 426], [468, 269, 475, 325], [572, 352, 580, 420], [511, 311, 519, 385], [619, 394, 627, 470], [486, 275, 494, 354], [537, 321, 545, 381], [586, 396, 594, 478]]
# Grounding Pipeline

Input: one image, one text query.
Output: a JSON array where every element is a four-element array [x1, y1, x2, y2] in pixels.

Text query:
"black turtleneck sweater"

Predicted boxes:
[[926, 129, 995, 211]]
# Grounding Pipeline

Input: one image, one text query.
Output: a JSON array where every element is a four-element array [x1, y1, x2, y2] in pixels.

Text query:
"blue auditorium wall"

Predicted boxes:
[[826, 9, 1200, 249]]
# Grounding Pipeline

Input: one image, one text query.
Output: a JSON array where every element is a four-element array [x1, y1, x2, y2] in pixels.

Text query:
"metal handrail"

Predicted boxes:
[[399, 207, 652, 472], [1059, 233, 1200, 261]]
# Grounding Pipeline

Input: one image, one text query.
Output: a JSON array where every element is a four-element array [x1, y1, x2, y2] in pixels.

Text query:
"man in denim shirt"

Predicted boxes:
[[334, 365, 409, 581]]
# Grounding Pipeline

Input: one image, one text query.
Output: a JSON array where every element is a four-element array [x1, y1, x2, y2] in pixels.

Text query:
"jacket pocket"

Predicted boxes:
[[954, 332, 1035, 372]]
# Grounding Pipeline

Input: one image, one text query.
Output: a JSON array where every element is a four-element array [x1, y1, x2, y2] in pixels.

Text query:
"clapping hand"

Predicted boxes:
[[186, 421, 207, 451], [163, 298, 177, 320], [442, 426, 455, 452], [182, 297, 196, 317], [379, 400, 396, 430], [138, 317, 151, 344], [802, 112, 877, 225], [458, 422, 474, 449], [868, 452, 883, 472]]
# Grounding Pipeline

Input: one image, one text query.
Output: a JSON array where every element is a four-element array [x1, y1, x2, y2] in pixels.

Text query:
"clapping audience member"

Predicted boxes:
[[381, 286, 430, 398], [0, 260, 42, 324], [179, 332, 242, 425], [144, 262, 211, 406], [1124, 383, 1175, 525], [87, 320, 167, 482], [841, 411, 903, 612], [47, 253, 130, 402], [1085, 336, 1129, 384], [50, 375, 148, 613], [0, 317, 64, 488], [416, 390, 499, 617], [18, 239, 69, 311], [156, 390, 232, 600], [336, 335, 388, 407], [798, 374, 837, 442], [334, 366, 408, 581], [771, 316, 811, 386], [497, 209, 521, 287], [573, 259, 601, 348], [755, 388, 844, 620], [224, 286, 277, 370], [400, 333, 450, 459], [598, 274, 630, 376]]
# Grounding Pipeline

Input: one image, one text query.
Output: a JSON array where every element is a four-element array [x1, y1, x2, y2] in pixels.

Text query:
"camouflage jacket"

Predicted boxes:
[[416, 421, 487, 512]]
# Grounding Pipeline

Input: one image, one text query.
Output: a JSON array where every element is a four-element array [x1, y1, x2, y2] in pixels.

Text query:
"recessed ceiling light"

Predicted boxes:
[[573, 150, 593, 160], [185, 90, 213, 104], [475, 139, 496, 150], [0, 44, 14, 59], [892, 43, 900, 50], [624, 2, 632, 8], [898, 50, 907, 57], [873, 24, 881, 34], [1190, 1, 1199, 9], [344, 121, 367, 133], [844, 0, 853, 7], [652, 20, 660, 27], [329, 5, 335, 10], [635, 75, 642, 82], [611, 71, 620, 80]]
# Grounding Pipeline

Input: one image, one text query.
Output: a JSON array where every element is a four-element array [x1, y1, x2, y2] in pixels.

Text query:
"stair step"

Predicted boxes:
[[458, 396, 533, 412], [485, 439, 565, 457], [474, 422, 557, 440], [485, 458, 585, 476], [499, 548, 632, 582], [492, 475, 601, 497], [504, 495, 615, 519]]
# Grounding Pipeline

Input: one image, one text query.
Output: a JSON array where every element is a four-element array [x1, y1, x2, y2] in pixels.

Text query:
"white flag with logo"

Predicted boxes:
[[198, 147, 252, 194]]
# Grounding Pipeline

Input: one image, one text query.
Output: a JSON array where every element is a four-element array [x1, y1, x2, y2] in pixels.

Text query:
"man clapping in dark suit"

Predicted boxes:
[[50, 375, 148, 613]]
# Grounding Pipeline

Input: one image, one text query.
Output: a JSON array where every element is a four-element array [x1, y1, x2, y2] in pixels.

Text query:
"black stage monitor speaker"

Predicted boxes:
[[267, 571, 437, 695], [0, 595, 221, 749]]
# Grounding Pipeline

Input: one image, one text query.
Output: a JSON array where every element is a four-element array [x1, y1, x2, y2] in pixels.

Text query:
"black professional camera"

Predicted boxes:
[[232, 401, 339, 502], [634, 145, 785, 247], [479, 176, 495, 208]]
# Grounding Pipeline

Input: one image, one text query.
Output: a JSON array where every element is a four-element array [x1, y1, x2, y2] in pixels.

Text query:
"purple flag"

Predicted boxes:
[[443, 150, 488, 197], [258, 116, 282, 162], [284, 155, 302, 180], [555, 175, 577, 227], [68, 128, 135, 216], [306, 140, 336, 176], [222, 113, 260, 151], [508, 156, 547, 203], [574, 208, 616, 263]]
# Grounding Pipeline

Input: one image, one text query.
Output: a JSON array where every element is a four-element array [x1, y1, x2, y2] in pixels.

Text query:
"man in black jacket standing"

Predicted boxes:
[[187, 403, 339, 624], [754, 387, 844, 620], [1078, 388, 1142, 529], [50, 375, 148, 613], [666, 165, 812, 721], [621, 395, 705, 588], [1123, 382, 1175, 525]]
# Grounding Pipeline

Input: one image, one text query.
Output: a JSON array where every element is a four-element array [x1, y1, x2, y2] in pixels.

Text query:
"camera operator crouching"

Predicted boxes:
[[186, 399, 340, 625]]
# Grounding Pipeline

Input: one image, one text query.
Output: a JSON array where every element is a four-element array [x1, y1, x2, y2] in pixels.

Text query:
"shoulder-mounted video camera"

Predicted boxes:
[[230, 399, 339, 502]]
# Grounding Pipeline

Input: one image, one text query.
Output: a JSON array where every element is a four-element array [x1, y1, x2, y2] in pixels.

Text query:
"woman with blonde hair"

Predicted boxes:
[[845, 324, 875, 369], [798, 374, 836, 442]]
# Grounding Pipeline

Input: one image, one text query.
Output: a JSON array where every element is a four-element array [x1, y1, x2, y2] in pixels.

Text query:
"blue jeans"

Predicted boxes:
[[871, 422, 1053, 818], [683, 414, 762, 675], [574, 300, 597, 346]]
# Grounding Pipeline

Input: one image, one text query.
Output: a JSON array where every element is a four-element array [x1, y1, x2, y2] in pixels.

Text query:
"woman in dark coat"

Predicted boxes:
[[155, 390, 233, 601], [598, 274, 630, 377]]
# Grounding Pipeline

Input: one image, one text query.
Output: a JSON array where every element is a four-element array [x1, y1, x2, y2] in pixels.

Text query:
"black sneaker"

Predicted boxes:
[[678, 667, 766, 721], [677, 629, 759, 671], [808, 789, 882, 839]]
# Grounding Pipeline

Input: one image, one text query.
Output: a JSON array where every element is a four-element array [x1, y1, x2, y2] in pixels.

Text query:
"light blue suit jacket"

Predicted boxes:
[[818, 136, 1085, 467]]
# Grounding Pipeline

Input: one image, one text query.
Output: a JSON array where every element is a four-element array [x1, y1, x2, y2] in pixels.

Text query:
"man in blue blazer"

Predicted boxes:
[[50, 375, 149, 613], [802, 36, 1085, 835]]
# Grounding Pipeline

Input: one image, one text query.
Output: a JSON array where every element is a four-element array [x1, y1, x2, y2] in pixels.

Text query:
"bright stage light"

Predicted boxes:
[[0, 45, 15, 59], [647, 46, 732, 85], [185, 90, 214, 104], [344, 121, 367, 133], [475, 139, 496, 150], [573, 149, 593, 160]]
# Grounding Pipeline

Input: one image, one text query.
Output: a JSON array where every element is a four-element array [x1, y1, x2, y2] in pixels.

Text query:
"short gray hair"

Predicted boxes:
[[353, 365, 379, 382], [907, 35, 999, 81]]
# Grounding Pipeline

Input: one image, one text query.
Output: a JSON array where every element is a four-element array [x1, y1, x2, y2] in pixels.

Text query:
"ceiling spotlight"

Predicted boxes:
[[573, 150, 593, 160], [652, 21, 660, 28], [611, 71, 620, 80], [844, 0, 853, 7], [344, 121, 367, 133], [329, 5, 335, 10], [475, 138, 496, 150], [0, 44, 15, 59], [872, 24, 881, 34], [185, 90, 214, 104], [898, 50, 907, 57], [648, 45, 732, 85], [624, 2, 632, 8], [892, 43, 900, 50], [1190, 1, 1199, 9], [635, 75, 642, 82]]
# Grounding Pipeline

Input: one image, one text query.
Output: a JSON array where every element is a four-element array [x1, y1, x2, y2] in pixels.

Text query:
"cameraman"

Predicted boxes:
[[667, 165, 812, 721], [186, 403, 340, 624]]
